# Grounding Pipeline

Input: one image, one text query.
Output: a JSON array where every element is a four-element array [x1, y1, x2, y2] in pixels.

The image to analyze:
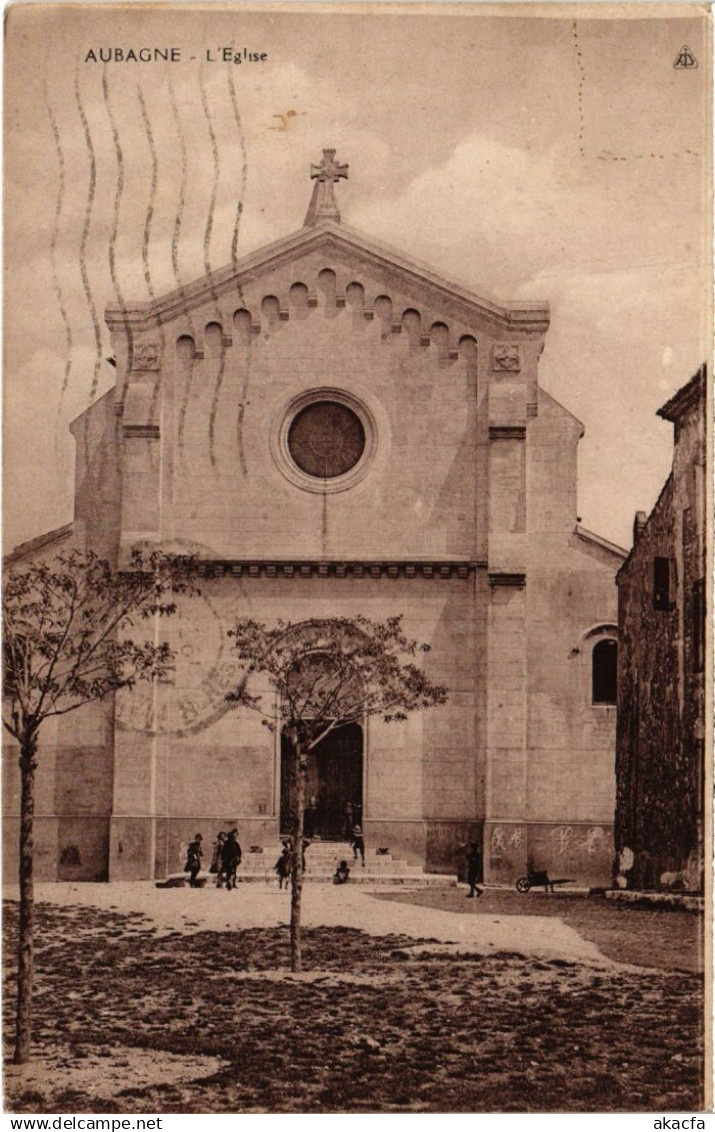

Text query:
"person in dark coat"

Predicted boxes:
[[274, 840, 292, 889], [343, 801, 354, 840], [305, 796, 317, 839], [185, 834, 203, 888], [211, 831, 227, 886], [351, 823, 365, 866], [466, 840, 483, 898], [222, 829, 242, 890]]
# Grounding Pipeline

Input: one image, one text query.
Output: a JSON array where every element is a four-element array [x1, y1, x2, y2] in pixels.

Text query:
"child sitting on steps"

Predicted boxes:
[[333, 859, 351, 885]]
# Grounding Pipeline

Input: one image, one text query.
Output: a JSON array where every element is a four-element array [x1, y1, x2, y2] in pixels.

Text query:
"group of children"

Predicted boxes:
[[273, 837, 311, 889], [184, 829, 242, 889], [211, 829, 243, 889], [271, 821, 366, 889], [185, 815, 368, 890]]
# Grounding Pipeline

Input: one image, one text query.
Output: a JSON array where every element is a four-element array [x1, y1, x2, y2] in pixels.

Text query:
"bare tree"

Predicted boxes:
[[226, 615, 448, 972], [2, 548, 195, 1063]]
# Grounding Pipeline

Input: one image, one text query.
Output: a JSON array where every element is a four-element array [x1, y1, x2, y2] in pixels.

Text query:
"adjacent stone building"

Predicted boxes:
[[4, 152, 625, 885], [615, 365, 707, 893]]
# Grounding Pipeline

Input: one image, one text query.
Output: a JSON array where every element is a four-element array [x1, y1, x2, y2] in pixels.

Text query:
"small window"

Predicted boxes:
[[653, 557, 673, 611], [693, 578, 705, 673], [592, 639, 617, 705]]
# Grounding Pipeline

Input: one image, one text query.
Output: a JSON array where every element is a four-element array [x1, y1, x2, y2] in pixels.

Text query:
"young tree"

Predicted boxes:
[[2, 548, 195, 1064], [226, 615, 448, 972]]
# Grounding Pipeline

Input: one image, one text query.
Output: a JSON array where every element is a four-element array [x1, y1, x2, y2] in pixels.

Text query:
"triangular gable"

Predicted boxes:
[[105, 221, 550, 336], [69, 386, 116, 433], [538, 388, 585, 438], [574, 524, 627, 563]]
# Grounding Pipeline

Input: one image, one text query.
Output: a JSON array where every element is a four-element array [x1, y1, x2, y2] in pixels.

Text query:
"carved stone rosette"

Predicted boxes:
[[493, 343, 521, 373], [132, 342, 161, 372]]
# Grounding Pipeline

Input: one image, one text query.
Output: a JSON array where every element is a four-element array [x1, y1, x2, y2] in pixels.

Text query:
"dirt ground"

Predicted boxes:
[[3, 894, 704, 1114], [374, 888, 705, 972]]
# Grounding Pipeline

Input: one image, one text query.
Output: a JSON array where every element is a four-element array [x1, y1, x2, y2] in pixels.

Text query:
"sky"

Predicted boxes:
[[3, 3, 710, 552]]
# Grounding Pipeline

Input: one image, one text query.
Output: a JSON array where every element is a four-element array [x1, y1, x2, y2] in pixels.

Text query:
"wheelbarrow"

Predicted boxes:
[[515, 870, 574, 893]]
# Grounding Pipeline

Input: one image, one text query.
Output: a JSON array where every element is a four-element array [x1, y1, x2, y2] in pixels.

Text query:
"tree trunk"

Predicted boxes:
[[289, 736, 307, 973], [15, 731, 38, 1064]]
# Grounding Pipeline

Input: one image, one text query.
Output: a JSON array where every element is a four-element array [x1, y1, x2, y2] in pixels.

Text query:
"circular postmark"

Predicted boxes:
[[115, 589, 247, 738]]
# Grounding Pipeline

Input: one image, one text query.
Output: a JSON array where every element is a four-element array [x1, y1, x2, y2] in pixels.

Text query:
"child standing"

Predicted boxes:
[[184, 834, 203, 887], [222, 829, 242, 890], [211, 831, 227, 887], [466, 840, 483, 898], [351, 823, 365, 867], [274, 840, 292, 890]]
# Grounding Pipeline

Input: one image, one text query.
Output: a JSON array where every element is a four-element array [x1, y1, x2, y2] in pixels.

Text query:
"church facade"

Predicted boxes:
[[4, 152, 625, 885]]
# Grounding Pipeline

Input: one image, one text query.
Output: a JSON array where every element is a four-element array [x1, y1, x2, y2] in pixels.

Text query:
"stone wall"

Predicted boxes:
[[3, 700, 114, 882], [107, 571, 481, 880], [615, 370, 706, 892]]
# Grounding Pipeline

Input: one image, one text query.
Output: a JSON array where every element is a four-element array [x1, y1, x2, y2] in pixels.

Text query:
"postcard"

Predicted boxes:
[[3, 2, 711, 1116]]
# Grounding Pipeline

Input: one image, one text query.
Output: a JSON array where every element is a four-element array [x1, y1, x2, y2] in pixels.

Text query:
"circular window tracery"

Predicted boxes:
[[288, 401, 366, 479], [272, 388, 377, 494]]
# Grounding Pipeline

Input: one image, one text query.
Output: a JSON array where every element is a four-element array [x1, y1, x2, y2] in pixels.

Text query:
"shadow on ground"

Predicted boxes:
[[3, 900, 704, 1114], [372, 888, 704, 972]]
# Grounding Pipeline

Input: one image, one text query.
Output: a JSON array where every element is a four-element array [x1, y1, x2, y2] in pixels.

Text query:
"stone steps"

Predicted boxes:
[[161, 872, 456, 887], [160, 841, 458, 888]]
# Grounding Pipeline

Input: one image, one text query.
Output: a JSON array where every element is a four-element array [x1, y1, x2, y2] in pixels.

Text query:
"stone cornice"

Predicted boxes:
[[123, 424, 160, 440], [104, 223, 550, 336], [191, 559, 483, 580], [488, 571, 526, 588], [489, 425, 527, 440]]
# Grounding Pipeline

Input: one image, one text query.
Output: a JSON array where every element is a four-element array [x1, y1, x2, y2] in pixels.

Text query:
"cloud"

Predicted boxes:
[[3, 16, 708, 552], [350, 132, 703, 297]]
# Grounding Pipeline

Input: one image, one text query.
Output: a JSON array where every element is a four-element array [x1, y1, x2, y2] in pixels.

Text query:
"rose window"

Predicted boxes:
[[287, 400, 366, 479]]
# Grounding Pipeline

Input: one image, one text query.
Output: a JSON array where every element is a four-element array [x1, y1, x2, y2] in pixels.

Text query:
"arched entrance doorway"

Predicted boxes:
[[280, 722, 363, 840]]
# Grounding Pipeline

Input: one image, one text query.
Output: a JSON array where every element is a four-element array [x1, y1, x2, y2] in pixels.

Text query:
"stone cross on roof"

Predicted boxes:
[[303, 148, 348, 227]]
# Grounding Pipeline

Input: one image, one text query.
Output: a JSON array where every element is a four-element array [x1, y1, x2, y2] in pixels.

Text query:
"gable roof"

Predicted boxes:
[[575, 524, 627, 562], [5, 522, 74, 567], [105, 220, 550, 335], [657, 363, 706, 424], [538, 388, 585, 437], [69, 386, 116, 433]]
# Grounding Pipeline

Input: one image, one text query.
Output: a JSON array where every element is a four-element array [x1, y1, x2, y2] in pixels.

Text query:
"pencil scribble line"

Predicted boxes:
[[74, 69, 103, 406], [44, 80, 74, 446], [138, 88, 158, 307], [138, 86, 166, 461], [200, 64, 227, 468], [227, 68, 248, 276], [170, 77, 196, 456], [102, 66, 133, 419], [571, 20, 585, 158], [168, 78, 188, 301], [227, 67, 251, 476]]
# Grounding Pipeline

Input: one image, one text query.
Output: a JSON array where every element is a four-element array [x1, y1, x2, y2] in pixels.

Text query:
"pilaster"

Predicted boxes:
[[484, 365, 529, 881], [118, 375, 162, 554]]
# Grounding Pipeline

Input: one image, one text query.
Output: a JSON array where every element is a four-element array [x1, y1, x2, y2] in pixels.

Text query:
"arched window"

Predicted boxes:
[[592, 639, 618, 705]]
